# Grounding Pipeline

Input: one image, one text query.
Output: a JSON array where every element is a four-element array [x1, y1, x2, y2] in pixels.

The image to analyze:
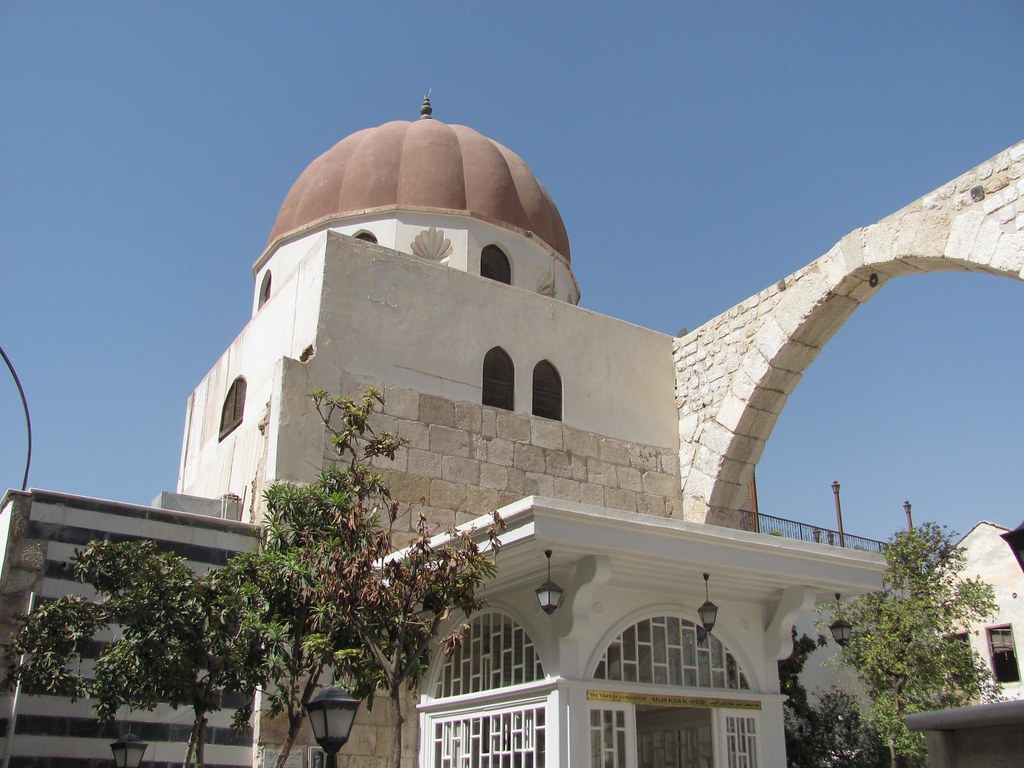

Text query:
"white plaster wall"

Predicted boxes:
[[960, 522, 1024, 700], [251, 211, 579, 316], [310, 233, 675, 446], [178, 239, 327, 505], [185, 233, 674, 508]]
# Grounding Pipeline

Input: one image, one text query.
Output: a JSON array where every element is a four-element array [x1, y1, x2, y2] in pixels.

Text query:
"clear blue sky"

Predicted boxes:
[[2, 2, 1022, 543]]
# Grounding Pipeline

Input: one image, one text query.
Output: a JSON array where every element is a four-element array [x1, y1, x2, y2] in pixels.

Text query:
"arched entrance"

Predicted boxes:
[[586, 613, 760, 768]]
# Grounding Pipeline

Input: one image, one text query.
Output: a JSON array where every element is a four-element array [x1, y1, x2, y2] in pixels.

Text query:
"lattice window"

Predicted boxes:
[[433, 705, 545, 768], [593, 616, 749, 690], [725, 715, 758, 768], [436, 613, 545, 698], [590, 708, 628, 768]]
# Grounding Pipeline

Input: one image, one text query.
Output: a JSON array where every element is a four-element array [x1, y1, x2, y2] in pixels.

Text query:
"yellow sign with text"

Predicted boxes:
[[587, 690, 761, 711]]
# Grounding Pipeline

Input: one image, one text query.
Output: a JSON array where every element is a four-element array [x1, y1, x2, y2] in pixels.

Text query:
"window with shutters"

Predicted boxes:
[[258, 271, 272, 309], [481, 245, 511, 284], [219, 376, 247, 441], [532, 361, 562, 421], [482, 348, 514, 411], [987, 625, 1020, 683]]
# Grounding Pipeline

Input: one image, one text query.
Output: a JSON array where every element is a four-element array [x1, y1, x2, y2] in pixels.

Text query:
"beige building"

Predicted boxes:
[[957, 521, 1024, 700], [3, 100, 1024, 767]]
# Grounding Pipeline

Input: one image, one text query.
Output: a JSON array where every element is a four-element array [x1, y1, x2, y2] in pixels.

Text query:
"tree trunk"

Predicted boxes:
[[390, 685, 404, 768], [274, 674, 322, 768], [182, 720, 198, 768], [889, 743, 907, 768], [196, 714, 208, 768], [274, 712, 304, 768]]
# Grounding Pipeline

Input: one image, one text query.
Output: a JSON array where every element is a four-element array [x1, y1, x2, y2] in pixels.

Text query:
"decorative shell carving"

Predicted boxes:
[[411, 227, 452, 262]]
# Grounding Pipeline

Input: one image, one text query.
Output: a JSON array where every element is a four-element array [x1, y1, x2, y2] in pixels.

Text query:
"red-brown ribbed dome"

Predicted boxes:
[[268, 118, 570, 261]]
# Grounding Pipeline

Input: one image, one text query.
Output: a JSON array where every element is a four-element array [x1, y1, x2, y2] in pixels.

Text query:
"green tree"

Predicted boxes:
[[236, 388, 503, 768], [826, 522, 998, 767], [808, 688, 888, 768], [5, 539, 267, 767], [778, 629, 826, 768]]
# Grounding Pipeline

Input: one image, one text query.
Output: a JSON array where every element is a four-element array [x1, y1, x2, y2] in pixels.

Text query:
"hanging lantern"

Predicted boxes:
[[535, 549, 564, 615], [698, 572, 718, 633]]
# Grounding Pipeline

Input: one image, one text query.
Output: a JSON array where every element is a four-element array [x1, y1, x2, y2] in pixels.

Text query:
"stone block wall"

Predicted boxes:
[[329, 373, 682, 535]]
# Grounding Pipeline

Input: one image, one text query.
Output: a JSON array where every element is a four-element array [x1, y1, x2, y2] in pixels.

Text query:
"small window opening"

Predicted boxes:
[[219, 376, 247, 441], [480, 244, 511, 284], [482, 347, 514, 411], [354, 231, 378, 244], [988, 626, 1020, 683], [258, 271, 272, 309], [532, 360, 562, 421]]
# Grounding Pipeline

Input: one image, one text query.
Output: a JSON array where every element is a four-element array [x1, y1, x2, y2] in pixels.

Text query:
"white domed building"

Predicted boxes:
[[172, 100, 888, 768]]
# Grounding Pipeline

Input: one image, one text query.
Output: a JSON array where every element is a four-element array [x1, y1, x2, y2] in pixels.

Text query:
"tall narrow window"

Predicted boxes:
[[988, 626, 1020, 683], [481, 244, 511, 284], [354, 230, 377, 244], [258, 271, 272, 309], [482, 347, 514, 410], [219, 376, 247, 441], [532, 360, 562, 421]]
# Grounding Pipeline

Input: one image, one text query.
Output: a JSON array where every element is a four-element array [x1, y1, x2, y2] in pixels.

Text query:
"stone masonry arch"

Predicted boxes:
[[676, 141, 1024, 525]]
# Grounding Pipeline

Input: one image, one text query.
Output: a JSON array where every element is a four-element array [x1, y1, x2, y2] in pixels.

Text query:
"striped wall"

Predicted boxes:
[[0, 490, 257, 768]]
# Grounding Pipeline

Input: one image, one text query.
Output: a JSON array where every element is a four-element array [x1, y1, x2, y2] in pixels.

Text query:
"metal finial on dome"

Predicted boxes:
[[420, 91, 433, 119]]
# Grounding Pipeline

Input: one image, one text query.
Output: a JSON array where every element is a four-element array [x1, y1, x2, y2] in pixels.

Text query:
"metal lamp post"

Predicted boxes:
[[110, 732, 148, 768], [306, 687, 361, 768]]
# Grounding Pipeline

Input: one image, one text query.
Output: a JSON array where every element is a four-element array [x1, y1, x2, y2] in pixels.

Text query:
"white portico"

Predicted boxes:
[[419, 497, 885, 768]]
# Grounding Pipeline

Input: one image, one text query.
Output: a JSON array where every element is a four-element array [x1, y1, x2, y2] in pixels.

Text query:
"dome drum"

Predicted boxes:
[[261, 114, 575, 306]]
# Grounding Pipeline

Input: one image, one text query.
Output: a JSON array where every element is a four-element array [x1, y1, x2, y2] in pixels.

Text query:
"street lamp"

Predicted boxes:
[[1001, 519, 1024, 574], [306, 687, 360, 768], [110, 732, 148, 768]]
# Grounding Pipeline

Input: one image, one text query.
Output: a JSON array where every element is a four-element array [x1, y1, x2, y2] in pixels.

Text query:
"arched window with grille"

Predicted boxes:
[[480, 244, 511, 284], [532, 360, 562, 421], [219, 376, 247, 441], [592, 614, 750, 690], [258, 271, 272, 309], [482, 347, 514, 410], [354, 230, 378, 244]]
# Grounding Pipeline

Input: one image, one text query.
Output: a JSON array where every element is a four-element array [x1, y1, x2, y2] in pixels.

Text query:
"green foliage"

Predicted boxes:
[[807, 688, 889, 768], [6, 540, 268, 766], [778, 629, 826, 768], [239, 388, 504, 768], [779, 631, 888, 767], [826, 522, 998, 767]]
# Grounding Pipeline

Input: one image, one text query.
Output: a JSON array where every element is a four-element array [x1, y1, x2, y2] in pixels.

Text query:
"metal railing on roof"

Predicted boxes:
[[739, 510, 885, 553]]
